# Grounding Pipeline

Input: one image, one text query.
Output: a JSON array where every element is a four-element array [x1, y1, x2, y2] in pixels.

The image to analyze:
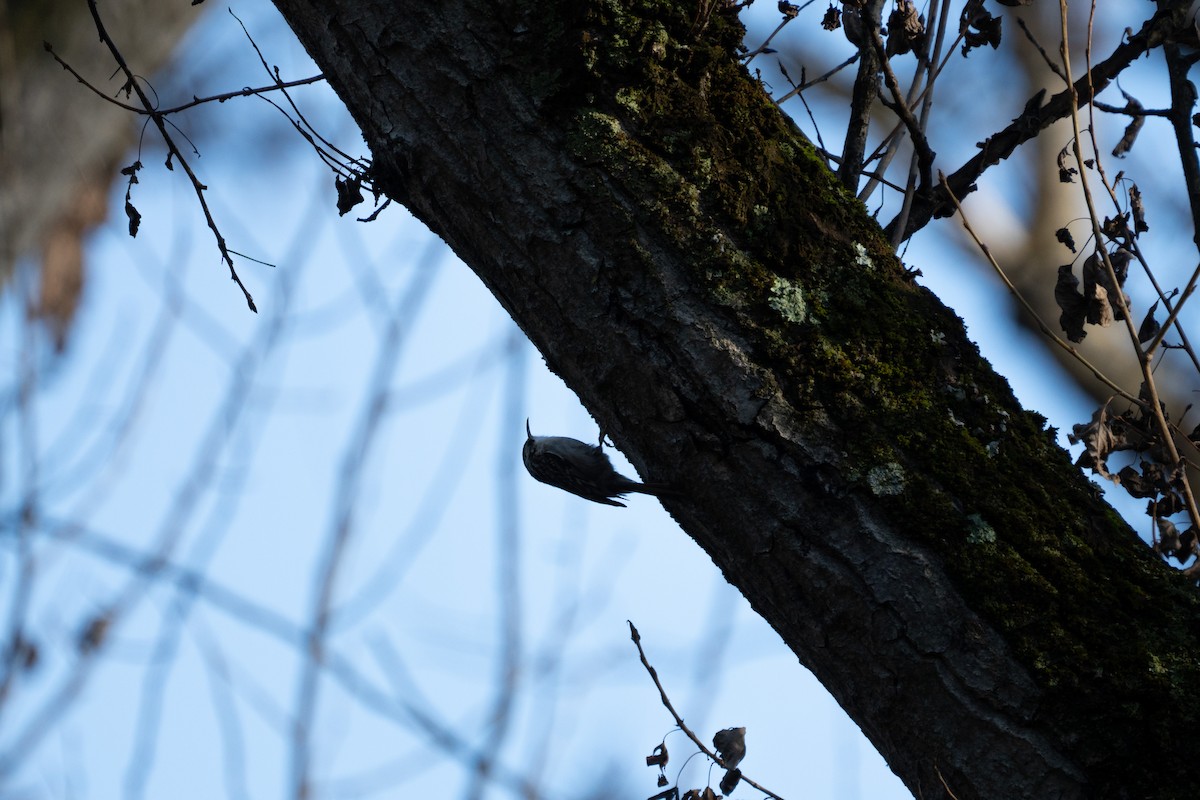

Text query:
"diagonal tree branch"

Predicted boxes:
[[270, 1, 1200, 796], [887, 1, 1196, 241]]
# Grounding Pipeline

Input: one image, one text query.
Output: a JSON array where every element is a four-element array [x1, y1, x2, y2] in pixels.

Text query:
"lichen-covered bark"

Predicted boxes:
[[272, 1, 1200, 796]]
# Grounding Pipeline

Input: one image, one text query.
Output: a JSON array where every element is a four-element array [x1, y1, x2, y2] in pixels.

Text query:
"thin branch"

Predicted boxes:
[[837, 0, 886, 190], [83, 0, 257, 311], [772, 53, 857, 106], [1152, 42, 1200, 351], [870, 29, 934, 191], [887, 3, 1184, 241], [858, 17, 963, 206], [939, 173, 1139, 406], [1092, 99, 1170, 118], [742, 14, 796, 65], [44, 43, 322, 116], [1015, 17, 1068, 83], [1057, 0, 1200, 533], [230, 10, 365, 177], [628, 622, 784, 800]]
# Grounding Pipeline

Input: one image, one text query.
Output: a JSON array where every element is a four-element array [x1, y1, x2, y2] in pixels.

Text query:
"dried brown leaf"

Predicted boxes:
[[1112, 90, 1145, 158], [1137, 299, 1160, 344], [1054, 264, 1087, 342], [1130, 184, 1148, 234], [886, 0, 926, 57], [1069, 403, 1130, 480], [1055, 226, 1076, 253]]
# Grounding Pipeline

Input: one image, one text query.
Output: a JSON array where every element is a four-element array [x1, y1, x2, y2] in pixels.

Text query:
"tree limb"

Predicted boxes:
[[271, 1, 1200, 796]]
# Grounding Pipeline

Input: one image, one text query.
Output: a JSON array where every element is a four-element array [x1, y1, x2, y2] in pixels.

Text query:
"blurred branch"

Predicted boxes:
[[464, 330, 527, 800], [289, 243, 441, 799], [939, 173, 1139, 406]]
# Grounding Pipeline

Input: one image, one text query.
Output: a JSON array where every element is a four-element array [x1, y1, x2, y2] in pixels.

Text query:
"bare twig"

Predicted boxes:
[[230, 10, 367, 181], [742, 14, 796, 65], [44, 43, 322, 116], [887, 3, 1183, 241], [1016, 17, 1068, 83], [1057, 0, 1200, 533], [838, 0, 885, 190], [772, 53, 857, 106], [628, 621, 784, 800], [939, 174, 1139, 406], [83, 0, 257, 311]]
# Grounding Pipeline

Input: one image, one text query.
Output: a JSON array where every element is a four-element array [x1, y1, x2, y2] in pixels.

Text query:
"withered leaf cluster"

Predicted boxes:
[[821, 3, 841, 32], [1053, 180, 1149, 343], [886, 0, 926, 58], [1112, 89, 1146, 159], [960, 0, 1002, 56], [335, 174, 364, 216], [643, 726, 748, 800], [1069, 398, 1197, 564], [1054, 249, 1132, 342]]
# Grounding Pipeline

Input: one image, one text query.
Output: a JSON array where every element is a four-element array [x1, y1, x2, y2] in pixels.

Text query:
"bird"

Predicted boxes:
[[521, 420, 673, 507]]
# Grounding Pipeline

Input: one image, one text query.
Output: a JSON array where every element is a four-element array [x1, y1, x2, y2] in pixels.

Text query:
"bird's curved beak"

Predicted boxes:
[[525, 418, 533, 439]]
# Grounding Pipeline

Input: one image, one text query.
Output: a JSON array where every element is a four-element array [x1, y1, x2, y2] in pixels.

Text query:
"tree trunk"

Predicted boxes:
[[271, 1, 1200, 797]]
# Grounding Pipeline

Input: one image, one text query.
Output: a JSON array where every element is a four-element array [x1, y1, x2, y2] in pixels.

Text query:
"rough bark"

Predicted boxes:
[[271, 1, 1200, 797]]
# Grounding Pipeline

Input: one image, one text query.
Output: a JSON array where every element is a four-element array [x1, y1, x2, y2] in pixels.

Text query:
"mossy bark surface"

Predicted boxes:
[[273, 1, 1200, 796]]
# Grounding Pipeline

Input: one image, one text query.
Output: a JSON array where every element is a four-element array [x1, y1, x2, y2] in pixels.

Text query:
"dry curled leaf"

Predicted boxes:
[[1130, 183, 1148, 234], [1137, 299, 1160, 344], [1112, 89, 1145, 158], [1157, 517, 1181, 555], [886, 0, 926, 57], [1069, 403, 1132, 480], [1054, 264, 1088, 342], [1082, 250, 1130, 323], [1087, 283, 1114, 328], [1155, 518, 1196, 562], [822, 4, 841, 30], [1057, 144, 1078, 183], [712, 726, 746, 769], [960, 0, 1001, 55], [1117, 465, 1158, 498], [1055, 226, 1077, 253], [720, 768, 742, 794], [336, 175, 365, 216], [124, 198, 141, 238]]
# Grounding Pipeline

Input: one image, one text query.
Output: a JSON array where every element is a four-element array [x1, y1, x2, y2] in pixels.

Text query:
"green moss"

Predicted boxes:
[[867, 463, 907, 496], [556, 3, 1200, 789], [965, 513, 997, 544]]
